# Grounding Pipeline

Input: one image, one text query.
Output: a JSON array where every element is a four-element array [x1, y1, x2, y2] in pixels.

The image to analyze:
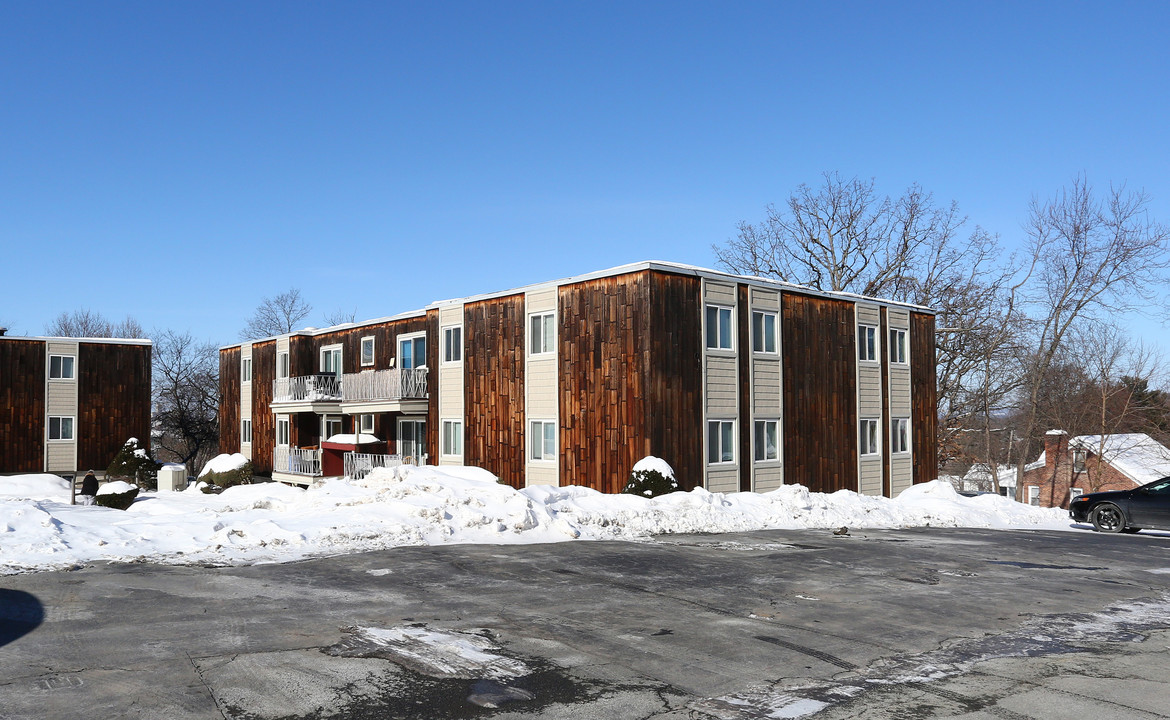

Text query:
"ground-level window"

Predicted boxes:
[[889, 328, 907, 364], [443, 326, 462, 363], [706, 305, 733, 350], [49, 355, 75, 380], [529, 420, 556, 462], [753, 419, 779, 462], [241, 419, 252, 444], [858, 325, 878, 362], [276, 417, 290, 446], [752, 311, 777, 353], [440, 420, 461, 457], [860, 419, 880, 456], [891, 418, 910, 454], [361, 336, 375, 366], [529, 312, 555, 356], [277, 351, 290, 379], [400, 419, 426, 458], [241, 357, 252, 382], [708, 420, 735, 464], [1028, 485, 1040, 506], [1070, 487, 1084, 500], [360, 414, 374, 434], [48, 416, 74, 441]]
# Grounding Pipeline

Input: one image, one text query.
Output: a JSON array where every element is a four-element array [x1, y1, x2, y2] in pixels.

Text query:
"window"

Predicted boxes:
[[321, 345, 342, 376], [399, 335, 426, 369], [529, 312, 555, 356], [752, 311, 777, 353], [707, 420, 735, 464], [1028, 485, 1040, 506], [860, 419, 880, 456], [753, 420, 779, 462], [891, 418, 910, 454], [529, 420, 556, 462], [241, 357, 252, 382], [443, 326, 462, 364], [49, 355, 75, 380], [277, 351, 290, 379], [276, 417, 290, 446], [1072, 449, 1087, 473], [1070, 487, 1084, 500], [241, 419, 252, 444], [858, 325, 877, 362], [889, 328, 907, 364], [361, 337, 375, 367], [48, 416, 74, 441], [360, 414, 374, 434], [400, 419, 426, 458], [442, 420, 463, 457], [706, 305, 733, 350], [322, 415, 343, 440]]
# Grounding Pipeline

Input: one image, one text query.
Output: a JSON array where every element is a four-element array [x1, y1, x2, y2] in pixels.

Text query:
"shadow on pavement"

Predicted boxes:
[[0, 589, 44, 647]]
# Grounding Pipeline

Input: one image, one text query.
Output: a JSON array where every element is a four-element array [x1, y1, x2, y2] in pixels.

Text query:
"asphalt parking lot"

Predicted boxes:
[[2, 526, 1170, 719]]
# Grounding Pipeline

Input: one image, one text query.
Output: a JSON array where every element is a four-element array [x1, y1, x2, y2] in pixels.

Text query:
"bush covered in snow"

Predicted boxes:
[[94, 481, 140, 510], [197, 454, 254, 493], [106, 437, 160, 490], [623, 456, 679, 498]]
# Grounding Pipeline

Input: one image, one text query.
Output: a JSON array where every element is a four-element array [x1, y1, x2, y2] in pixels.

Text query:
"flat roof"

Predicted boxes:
[[0, 335, 152, 346]]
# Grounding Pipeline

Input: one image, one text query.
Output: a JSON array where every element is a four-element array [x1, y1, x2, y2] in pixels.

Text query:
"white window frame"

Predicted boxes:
[[889, 328, 907, 364], [1070, 487, 1084, 499], [322, 415, 343, 440], [751, 311, 777, 354], [529, 312, 555, 356], [277, 351, 290, 379], [442, 325, 463, 364], [441, 419, 463, 457], [753, 419, 779, 462], [241, 356, 252, 383], [360, 336, 375, 367], [49, 354, 76, 380], [707, 419, 735, 465], [320, 344, 343, 376], [858, 325, 878, 363], [1028, 485, 1040, 506], [1072, 448, 1087, 473], [48, 416, 74, 441], [891, 418, 910, 454], [399, 418, 427, 458], [241, 419, 253, 445], [860, 418, 880, 456], [529, 420, 556, 462], [276, 417, 290, 447], [397, 332, 427, 370], [705, 305, 734, 351], [359, 414, 375, 434]]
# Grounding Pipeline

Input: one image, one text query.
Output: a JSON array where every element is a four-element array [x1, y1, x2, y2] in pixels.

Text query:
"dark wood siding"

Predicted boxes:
[[289, 335, 315, 377], [560, 273, 652, 494], [647, 271, 703, 491], [782, 293, 858, 493], [465, 295, 526, 487], [0, 339, 45, 473], [77, 342, 152, 472], [250, 341, 276, 474], [219, 347, 241, 456], [911, 311, 938, 484], [426, 309, 438, 461], [880, 307, 891, 497], [737, 284, 752, 492]]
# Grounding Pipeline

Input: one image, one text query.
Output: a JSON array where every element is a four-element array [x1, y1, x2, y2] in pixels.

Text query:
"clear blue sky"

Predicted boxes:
[[2, 1, 1168, 347]]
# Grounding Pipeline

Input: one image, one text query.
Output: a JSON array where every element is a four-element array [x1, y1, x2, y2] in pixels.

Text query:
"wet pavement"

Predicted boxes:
[[2, 526, 1170, 719]]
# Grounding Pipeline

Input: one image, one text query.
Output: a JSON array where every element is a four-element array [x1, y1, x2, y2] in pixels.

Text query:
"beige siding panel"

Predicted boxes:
[[241, 382, 252, 420], [46, 340, 79, 357], [46, 383, 77, 415], [752, 359, 781, 412], [526, 464, 558, 486], [439, 305, 463, 326], [706, 355, 738, 415], [525, 289, 558, 487], [859, 456, 883, 495], [703, 280, 737, 306], [276, 336, 290, 356], [439, 366, 463, 418], [889, 366, 911, 416], [858, 365, 882, 416], [888, 308, 910, 329], [707, 467, 739, 493], [526, 358, 557, 417], [856, 304, 880, 326], [46, 442, 75, 472], [754, 466, 784, 492], [750, 288, 780, 312], [890, 455, 913, 494], [525, 287, 557, 314]]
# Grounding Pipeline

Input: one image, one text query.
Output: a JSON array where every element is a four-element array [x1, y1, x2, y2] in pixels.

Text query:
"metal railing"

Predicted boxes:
[[273, 374, 342, 403], [343, 451, 427, 480], [274, 446, 322, 476], [341, 368, 428, 402]]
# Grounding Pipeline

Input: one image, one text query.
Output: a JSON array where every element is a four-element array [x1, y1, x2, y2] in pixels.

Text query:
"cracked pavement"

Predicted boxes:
[[1, 527, 1169, 718]]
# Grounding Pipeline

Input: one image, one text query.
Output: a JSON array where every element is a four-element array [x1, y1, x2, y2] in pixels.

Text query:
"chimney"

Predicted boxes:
[[1044, 430, 1069, 470]]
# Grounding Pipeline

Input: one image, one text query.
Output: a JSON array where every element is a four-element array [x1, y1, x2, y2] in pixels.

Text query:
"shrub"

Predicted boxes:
[[200, 461, 254, 492], [94, 486, 139, 510], [106, 438, 160, 490], [623, 456, 679, 499]]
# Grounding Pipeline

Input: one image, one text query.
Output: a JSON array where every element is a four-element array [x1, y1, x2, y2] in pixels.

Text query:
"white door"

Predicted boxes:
[[398, 418, 426, 460]]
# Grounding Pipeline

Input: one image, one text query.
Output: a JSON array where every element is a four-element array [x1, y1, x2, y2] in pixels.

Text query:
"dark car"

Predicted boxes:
[[1069, 476, 1170, 533]]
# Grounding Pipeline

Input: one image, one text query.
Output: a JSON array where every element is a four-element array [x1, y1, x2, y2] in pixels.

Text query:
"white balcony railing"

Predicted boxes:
[[342, 368, 428, 403], [343, 452, 427, 480], [273, 374, 342, 403], [274, 446, 322, 476]]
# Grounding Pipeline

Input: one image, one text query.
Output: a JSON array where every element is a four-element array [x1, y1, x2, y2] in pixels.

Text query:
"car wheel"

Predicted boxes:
[[1091, 503, 1126, 533]]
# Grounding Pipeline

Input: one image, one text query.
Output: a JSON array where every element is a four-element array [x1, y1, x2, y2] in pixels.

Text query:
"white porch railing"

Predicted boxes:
[[274, 446, 322, 476], [342, 368, 428, 402], [343, 451, 427, 480], [273, 374, 342, 403]]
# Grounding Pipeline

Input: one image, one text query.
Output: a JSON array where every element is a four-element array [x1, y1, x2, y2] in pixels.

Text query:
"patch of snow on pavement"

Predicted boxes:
[[327, 625, 529, 679]]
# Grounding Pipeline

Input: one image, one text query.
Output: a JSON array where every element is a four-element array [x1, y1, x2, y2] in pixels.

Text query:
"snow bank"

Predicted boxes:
[[96, 480, 137, 496], [0, 468, 1074, 574], [199, 453, 249, 477]]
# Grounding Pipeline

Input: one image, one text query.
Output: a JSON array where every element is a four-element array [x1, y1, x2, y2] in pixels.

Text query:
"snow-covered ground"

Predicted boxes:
[[0, 465, 1073, 575]]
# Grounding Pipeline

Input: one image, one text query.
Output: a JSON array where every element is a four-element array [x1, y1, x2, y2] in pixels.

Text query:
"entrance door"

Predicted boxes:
[[398, 418, 426, 461]]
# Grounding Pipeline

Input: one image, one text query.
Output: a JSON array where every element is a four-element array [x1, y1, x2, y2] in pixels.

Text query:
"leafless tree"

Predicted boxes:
[[324, 307, 358, 326], [239, 289, 311, 340], [152, 329, 220, 472], [45, 309, 145, 338], [1011, 177, 1170, 499]]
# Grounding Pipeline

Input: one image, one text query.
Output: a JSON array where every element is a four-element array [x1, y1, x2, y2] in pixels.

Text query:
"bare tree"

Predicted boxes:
[[46, 309, 145, 338], [152, 329, 220, 472], [239, 289, 311, 340], [324, 307, 358, 326], [1012, 177, 1170, 499]]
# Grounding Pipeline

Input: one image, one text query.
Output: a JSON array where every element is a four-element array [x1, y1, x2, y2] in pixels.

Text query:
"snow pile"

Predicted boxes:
[[632, 456, 675, 477], [96, 480, 137, 496], [0, 466, 1073, 574], [199, 453, 249, 477]]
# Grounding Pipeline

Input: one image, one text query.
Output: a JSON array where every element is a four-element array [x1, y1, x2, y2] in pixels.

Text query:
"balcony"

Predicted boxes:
[[273, 446, 322, 481], [339, 368, 428, 414], [271, 374, 343, 413], [343, 451, 427, 480]]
